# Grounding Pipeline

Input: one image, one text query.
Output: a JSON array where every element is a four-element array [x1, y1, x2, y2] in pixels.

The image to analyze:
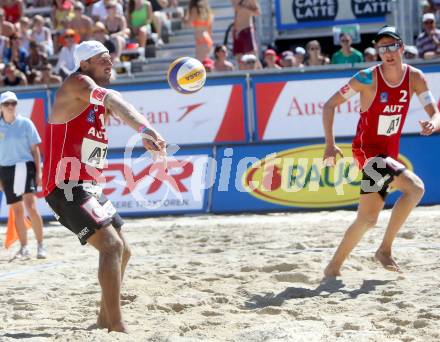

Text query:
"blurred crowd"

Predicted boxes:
[[0, 0, 183, 86], [1, 0, 440, 85], [202, 0, 440, 73]]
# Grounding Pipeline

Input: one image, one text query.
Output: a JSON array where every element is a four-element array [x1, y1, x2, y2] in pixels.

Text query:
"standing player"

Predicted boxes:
[[322, 26, 440, 277], [42, 41, 166, 332]]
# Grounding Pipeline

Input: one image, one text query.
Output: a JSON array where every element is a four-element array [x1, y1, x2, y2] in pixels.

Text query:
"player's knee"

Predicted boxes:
[[413, 179, 425, 200], [11, 203, 25, 216], [356, 214, 378, 229], [406, 177, 425, 202], [122, 243, 132, 261], [101, 236, 124, 257], [24, 201, 38, 215]]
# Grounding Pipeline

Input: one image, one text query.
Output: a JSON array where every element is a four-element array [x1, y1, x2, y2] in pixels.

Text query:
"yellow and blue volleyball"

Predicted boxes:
[[167, 57, 206, 94]]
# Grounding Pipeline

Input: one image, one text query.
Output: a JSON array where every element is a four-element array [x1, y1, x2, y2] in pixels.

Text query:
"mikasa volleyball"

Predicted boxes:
[[167, 57, 206, 94]]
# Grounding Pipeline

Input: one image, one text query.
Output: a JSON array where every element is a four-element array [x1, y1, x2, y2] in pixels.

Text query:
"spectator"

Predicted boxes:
[[404, 45, 419, 60], [0, 7, 16, 37], [3, 33, 28, 73], [232, 0, 260, 61], [51, 0, 75, 53], [26, 40, 48, 72], [34, 63, 62, 85], [239, 53, 258, 70], [363, 47, 377, 62], [294, 46, 306, 66], [331, 32, 363, 65], [416, 12, 440, 59], [304, 40, 330, 66], [68, 1, 93, 42], [202, 57, 214, 72], [92, 21, 119, 62], [1, 62, 27, 86], [213, 44, 234, 71], [185, 0, 213, 61], [54, 28, 78, 77], [91, 0, 124, 22], [31, 15, 54, 56], [51, 0, 74, 31], [104, 0, 129, 54], [279, 50, 297, 68], [149, 0, 170, 42], [264, 48, 280, 69], [2, 0, 24, 24], [128, 0, 154, 48], [16, 16, 31, 53]]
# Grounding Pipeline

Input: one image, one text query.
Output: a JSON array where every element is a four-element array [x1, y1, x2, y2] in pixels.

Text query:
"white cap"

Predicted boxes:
[[423, 13, 435, 22], [404, 45, 418, 55], [364, 47, 377, 55], [74, 40, 109, 71], [0, 91, 18, 104], [241, 54, 257, 63], [294, 47, 306, 55]]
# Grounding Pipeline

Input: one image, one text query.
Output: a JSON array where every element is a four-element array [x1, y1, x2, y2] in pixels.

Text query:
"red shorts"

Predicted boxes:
[[232, 27, 257, 55]]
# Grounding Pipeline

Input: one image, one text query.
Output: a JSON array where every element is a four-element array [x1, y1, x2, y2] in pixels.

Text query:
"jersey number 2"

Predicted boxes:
[[399, 90, 408, 103]]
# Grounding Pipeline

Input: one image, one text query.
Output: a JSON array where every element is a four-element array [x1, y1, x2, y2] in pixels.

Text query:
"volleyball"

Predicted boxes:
[[167, 57, 206, 94]]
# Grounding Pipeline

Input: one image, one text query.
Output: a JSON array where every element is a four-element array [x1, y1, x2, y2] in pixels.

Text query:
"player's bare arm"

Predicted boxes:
[[104, 91, 166, 153], [322, 72, 371, 164], [411, 68, 440, 135], [67, 73, 165, 153]]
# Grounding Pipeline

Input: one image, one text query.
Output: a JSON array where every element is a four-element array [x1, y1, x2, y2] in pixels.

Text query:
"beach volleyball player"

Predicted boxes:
[[322, 26, 440, 277], [42, 41, 166, 332]]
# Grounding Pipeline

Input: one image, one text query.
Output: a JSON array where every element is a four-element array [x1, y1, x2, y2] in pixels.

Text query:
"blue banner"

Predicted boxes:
[[210, 134, 440, 213], [275, 0, 391, 30]]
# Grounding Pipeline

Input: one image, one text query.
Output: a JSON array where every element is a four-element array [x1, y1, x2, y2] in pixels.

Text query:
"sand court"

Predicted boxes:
[[1, 205, 440, 341]]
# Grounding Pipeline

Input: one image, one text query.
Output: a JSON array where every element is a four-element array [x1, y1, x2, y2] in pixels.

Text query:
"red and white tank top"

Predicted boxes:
[[42, 104, 108, 196], [352, 64, 411, 168]]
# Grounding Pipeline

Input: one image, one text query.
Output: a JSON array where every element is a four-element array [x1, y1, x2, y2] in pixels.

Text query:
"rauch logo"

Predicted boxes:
[[242, 144, 413, 208]]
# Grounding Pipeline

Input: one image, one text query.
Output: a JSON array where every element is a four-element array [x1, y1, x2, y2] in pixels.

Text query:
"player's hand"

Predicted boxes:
[[419, 119, 437, 136], [323, 144, 343, 167], [141, 129, 167, 167]]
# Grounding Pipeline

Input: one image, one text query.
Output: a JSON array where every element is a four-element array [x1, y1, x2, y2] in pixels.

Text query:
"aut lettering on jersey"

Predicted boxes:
[[87, 126, 108, 140], [383, 105, 404, 113]]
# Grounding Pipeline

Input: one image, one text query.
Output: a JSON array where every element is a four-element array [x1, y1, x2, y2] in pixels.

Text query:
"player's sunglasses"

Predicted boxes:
[[2, 101, 17, 107], [377, 43, 401, 54]]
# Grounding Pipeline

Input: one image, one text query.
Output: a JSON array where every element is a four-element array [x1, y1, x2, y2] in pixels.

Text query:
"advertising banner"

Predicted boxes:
[[210, 134, 440, 213], [253, 70, 440, 141], [0, 148, 212, 220], [275, 0, 391, 30], [15, 91, 48, 153], [108, 80, 248, 148]]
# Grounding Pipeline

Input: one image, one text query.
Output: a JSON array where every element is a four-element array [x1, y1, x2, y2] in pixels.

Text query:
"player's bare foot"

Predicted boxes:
[[324, 263, 341, 277], [108, 321, 128, 333], [375, 250, 400, 272]]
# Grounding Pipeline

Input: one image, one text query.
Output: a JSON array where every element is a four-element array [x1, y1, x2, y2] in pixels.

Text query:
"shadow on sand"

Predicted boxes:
[[244, 278, 392, 309], [3, 332, 53, 339]]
